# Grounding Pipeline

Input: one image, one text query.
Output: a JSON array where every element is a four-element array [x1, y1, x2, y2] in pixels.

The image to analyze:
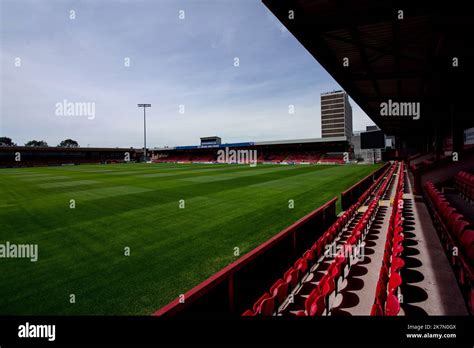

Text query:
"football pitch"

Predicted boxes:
[[0, 162, 382, 315]]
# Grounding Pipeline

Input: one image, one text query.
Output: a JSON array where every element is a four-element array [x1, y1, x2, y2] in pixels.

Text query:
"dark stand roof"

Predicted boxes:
[[262, 0, 474, 137]]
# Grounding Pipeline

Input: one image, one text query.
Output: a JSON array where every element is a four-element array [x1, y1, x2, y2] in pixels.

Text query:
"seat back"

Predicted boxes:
[[385, 293, 400, 316], [370, 303, 383, 316]]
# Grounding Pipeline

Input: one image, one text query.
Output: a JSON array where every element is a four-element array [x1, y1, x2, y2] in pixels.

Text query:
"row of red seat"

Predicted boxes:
[[153, 153, 217, 163], [295, 162, 399, 316], [154, 151, 325, 164], [153, 150, 347, 165], [242, 203, 360, 316], [296, 194, 383, 316], [242, 161, 398, 316], [371, 162, 406, 316], [318, 154, 345, 164], [454, 171, 474, 202], [424, 180, 474, 313], [285, 152, 322, 163]]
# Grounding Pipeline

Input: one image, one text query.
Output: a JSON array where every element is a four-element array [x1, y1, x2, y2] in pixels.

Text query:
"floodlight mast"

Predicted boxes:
[[137, 104, 151, 162]]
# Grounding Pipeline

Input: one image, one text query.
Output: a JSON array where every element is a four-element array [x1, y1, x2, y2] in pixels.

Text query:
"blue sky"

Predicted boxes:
[[1, 0, 374, 148]]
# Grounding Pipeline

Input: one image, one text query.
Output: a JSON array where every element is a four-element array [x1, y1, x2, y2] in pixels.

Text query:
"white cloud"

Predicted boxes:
[[1, 0, 374, 148]]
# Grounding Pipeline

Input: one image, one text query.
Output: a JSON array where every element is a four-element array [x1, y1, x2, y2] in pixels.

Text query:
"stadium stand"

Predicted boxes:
[[242, 162, 398, 316], [318, 153, 345, 165], [154, 149, 343, 165], [152, 138, 351, 165], [155, 159, 469, 316], [0, 146, 138, 167], [454, 171, 474, 203], [424, 178, 474, 313], [238, 161, 471, 316]]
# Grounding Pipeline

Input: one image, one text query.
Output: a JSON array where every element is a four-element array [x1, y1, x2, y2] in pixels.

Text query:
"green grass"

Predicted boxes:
[[0, 162, 381, 315]]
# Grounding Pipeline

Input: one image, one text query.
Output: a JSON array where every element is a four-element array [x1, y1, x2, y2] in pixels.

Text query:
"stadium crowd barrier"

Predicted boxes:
[[371, 162, 405, 316], [153, 198, 338, 316], [340, 162, 391, 210], [424, 177, 474, 313], [242, 162, 398, 316]]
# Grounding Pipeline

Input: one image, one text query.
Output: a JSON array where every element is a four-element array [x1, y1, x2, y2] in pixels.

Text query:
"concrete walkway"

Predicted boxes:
[[401, 174, 468, 315]]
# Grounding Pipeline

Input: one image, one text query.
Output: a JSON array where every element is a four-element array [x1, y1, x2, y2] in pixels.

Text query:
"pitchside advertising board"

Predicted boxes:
[[361, 130, 386, 149]]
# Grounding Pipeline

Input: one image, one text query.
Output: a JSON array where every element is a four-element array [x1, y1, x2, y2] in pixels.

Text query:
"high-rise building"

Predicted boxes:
[[320, 90, 353, 140]]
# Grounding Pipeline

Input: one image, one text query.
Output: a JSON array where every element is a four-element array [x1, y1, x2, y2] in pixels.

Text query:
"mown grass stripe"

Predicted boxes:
[[0, 162, 381, 315]]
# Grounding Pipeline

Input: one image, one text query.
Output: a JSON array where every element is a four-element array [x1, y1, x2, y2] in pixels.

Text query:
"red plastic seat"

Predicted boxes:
[[347, 235, 357, 246], [322, 274, 335, 295], [311, 241, 323, 259], [295, 258, 309, 276], [375, 279, 387, 305], [328, 226, 337, 238], [320, 236, 330, 252], [370, 302, 384, 316], [448, 213, 464, 231], [441, 206, 456, 222], [270, 279, 289, 305], [317, 273, 329, 292], [388, 272, 402, 293], [335, 254, 347, 267], [259, 296, 275, 315], [391, 257, 405, 273], [353, 229, 362, 241], [394, 226, 404, 236], [302, 288, 325, 316], [303, 288, 319, 312], [393, 234, 404, 245], [331, 255, 346, 279], [252, 293, 273, 314], [283, 267, 298, 290], [460, 230, 474, 258], [452, 220, 471, 241], [379, 264, 389, 284], [303, 249, 315, 264], [308, 294, 326, 316], [327, 262, 342, 287], [385, 293, 400, 316], [392, 244, 404, 257], [383, 251, 391, 267]]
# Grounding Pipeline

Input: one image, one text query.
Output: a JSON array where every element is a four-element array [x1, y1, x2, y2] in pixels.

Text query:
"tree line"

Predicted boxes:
[[0, 137, 79, 148]]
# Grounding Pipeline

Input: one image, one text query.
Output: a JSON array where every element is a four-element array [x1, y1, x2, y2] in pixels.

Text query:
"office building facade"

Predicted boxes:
[[321, 90, 353, 140]]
